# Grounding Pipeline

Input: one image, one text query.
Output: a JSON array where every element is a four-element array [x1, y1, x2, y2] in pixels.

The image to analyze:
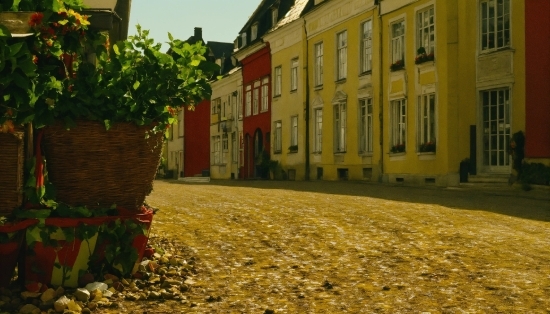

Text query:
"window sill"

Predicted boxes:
[[389, 152, 406, 156], [359, 70, 372, 77], [389, 67, 405, 73], [334, 151, 346, 155], [273, 94, 282, 98], [389, 153, 406, 161], [359, 152, 373, 157], [479, 46, 513, 55], [312, 151, 322, 155], [260, 109, 268, 113], [415, 61, 435, 68], [335, 78, 347, 84], [418, 152, 436, 161], [287, 150, 298, 154], [273, 150, 282, 155], [290, 89, 297, 94], [314, 85, 323, 91]]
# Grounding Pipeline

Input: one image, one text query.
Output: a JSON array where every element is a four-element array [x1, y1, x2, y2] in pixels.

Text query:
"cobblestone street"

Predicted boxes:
[[136, 180, 550, 313]]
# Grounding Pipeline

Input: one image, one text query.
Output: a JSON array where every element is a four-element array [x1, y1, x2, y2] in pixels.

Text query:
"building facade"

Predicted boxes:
[[210, 67, 243, 179], [264, 0, 312, 181], [304, 0, 381, 181]]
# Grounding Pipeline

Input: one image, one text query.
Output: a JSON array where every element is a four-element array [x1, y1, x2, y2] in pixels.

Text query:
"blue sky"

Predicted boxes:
[[128, 0, 261, 49]]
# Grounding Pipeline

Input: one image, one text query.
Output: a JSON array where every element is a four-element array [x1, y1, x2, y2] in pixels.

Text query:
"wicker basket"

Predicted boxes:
[[42, 120, 164, 210], [0, 131, 25, 216]]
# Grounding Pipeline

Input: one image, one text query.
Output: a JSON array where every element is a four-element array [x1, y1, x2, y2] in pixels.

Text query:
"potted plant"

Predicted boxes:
[[390, 143, 406, 153], [419, 141, 436, 153], [415, 47, 435, 65], [39, 25, 219, 210], [390, 59, 404, 71]]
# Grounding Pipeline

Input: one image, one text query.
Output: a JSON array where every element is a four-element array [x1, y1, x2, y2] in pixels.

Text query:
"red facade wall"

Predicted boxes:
[[183, 99, 210, 177], [241, 45, 272, 178], [525, 0, 550, 158]]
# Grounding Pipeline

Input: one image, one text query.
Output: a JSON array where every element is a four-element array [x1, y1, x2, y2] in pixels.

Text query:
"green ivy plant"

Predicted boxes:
[[41, 24, 220, 135]]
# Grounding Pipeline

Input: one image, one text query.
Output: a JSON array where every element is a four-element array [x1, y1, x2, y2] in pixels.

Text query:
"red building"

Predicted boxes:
[[237, 44, 272, 179], [525, 0, 550, 160], [183, 99, 210, 177]]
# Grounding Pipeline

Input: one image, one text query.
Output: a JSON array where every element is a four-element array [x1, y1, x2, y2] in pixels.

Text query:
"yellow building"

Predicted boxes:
[[263, 0, 311, 180], [304, 0, 381, 181], [379, 0, 525, 186]]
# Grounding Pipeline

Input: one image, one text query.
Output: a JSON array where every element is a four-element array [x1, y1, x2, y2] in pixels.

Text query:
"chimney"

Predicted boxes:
[[194, 27, 202, 40]]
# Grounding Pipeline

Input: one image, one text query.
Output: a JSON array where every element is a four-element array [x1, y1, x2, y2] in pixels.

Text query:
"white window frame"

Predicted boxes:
[[274, 121, 282, 153], [390, 99, 407, 152], [245, 85, 252, 117], [480, 0, 510, 52], [290, 115, 298, 148], [418, 93, 436, 152], [274, 66, 282, 96], [314, 42, 323, 87], [359, 98, 373, 154], [336, 30, 347, 80], [251, 23, 258, 41], [391, 20, 405, 65], [314, 108, 323, 153], [290, 58, 298, 92], [222, 133, 228, 163], [212, 98, 220, 115], [334, 102, 347, 153], [253, 81, 260, 115], [241, 32, 247, 47], [417, 6, 435, 55], [213, 135, 221, 164], [261, 77, 269, 112], [272, 8, 278, 26], [360, 19, 373, 73]]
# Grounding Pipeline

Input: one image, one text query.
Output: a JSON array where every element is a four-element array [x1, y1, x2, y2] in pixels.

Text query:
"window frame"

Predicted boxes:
[[418, 93, 436, 153], [290, 115, 298, 148], [274, 120, 282, 153], [360, 19, 373, 74], [213, 135, 221, 164], [290, 58, 299, 92], [253, 81, 260, 115], [314, 108, 323, 153], [480, 0, 511, 52], [336, 30, 348, 80], [241, 32, 247, 47], [333, 102, 347, 153], [272, 7, 278, 27], [390, 99, 407, 153], [261, 77, 269, 112], [232, 132, 238, 163], [417, 5, 435, 55], [391, 20, 405, 65], [274, 66, 282, 96], [359, 98, 373, 154], [251, 23, 258, 41], [314, 42, 324, 87], [245, 85, 252, 117]]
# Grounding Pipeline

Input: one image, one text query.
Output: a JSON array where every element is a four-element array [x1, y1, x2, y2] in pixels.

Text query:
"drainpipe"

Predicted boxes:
[[378, 2, 384, 181], [304, 18, 310, 181]]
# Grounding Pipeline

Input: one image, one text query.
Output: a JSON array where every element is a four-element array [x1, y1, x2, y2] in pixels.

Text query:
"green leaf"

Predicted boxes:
[[12, 72, 28, 89], [133, 80, 140, 90], [104, 119, 111, 130], [8, 42, 24, 57]]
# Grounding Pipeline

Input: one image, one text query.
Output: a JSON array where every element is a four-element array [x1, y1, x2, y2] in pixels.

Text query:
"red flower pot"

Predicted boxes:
[[0, 219, 37, 288]]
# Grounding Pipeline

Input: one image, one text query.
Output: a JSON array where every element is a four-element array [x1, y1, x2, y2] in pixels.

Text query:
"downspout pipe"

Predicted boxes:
[[378, 2, 384, 181], [304, 18, 310, 181]]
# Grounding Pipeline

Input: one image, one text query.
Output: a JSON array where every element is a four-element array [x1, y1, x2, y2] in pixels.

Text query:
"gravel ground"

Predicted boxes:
[[115, 180, 550, 314]]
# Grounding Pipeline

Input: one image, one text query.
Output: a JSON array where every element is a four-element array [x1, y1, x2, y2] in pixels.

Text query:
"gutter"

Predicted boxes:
[[304, 18, 310, 181], [378, 2, 384, 181]]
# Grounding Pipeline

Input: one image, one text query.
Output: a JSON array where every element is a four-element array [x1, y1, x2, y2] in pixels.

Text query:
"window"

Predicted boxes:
[[337, 31, 347, 80], [253, 81, 259, 115], [222, 133, 228, 163], [391, 20, 405, 65], [213, 135, 221, 164], [481, 88, 511, 167], [178, 110, 184, 138], [274, 121, 282, 153], [290, 58, 298, 91], [212, 98, 220, 115], [235, 91, 242, 119], [232, 132, 237, 163], [290, 115, 298, 149], [334, 102, 346, 152], [274, 66, 282, 96], [481, 0, 510, 51], [245, 85, 252, 116], [360, 20, 373, 73], [418, 93, 436, 152], [251, 23, 258, 41], [390, 99, 407, 153], [417, 6, 435, 55], [272, 8, 278, 26], [359, 98, 373, 153], [241, 32, 247, 47], [314, 109, 323, 152], [314, 42, 323, 87], [261, 77, 269, 112]]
